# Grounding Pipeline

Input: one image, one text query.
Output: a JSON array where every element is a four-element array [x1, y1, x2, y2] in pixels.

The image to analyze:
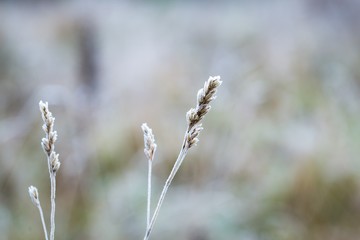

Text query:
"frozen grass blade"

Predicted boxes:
[[39, 101, 61, 240], [143, 76, 222, 240], [28, 101, 60, 240], [28, 186, 49, 240], [141, 123, 157, 229]]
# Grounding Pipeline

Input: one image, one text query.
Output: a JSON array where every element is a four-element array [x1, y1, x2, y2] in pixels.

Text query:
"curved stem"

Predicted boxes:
[[37, 204, 49, 240], [143, 136, 189, 240]]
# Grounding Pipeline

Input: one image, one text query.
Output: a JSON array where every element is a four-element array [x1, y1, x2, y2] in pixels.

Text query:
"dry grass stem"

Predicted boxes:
[[141, 123, 157, 229], [28, 186, 49, 240], [143, 76, 222, 240], [29, 101, 61, 240]]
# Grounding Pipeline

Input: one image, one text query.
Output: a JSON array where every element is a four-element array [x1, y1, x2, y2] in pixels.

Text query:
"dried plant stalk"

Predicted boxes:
[[141, 123, 157, 229], [29, 101, 61, 240], [28, 186, 49, 240], [143, 76, 222, 240], [39, 101, 61, 240]]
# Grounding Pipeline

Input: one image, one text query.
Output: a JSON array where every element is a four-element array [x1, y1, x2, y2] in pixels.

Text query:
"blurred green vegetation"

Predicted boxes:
[[1, 1, 360, 239]]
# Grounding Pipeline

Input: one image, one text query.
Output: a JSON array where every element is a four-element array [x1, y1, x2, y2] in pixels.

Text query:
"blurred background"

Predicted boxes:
[[1, 0, 360, 239]]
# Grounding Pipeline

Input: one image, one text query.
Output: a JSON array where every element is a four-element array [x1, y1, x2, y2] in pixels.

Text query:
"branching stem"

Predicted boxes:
[[143, 135, 188, 240]]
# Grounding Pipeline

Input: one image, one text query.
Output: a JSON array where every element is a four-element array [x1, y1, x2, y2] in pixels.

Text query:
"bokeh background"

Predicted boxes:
[[1, 0, 360, 239]]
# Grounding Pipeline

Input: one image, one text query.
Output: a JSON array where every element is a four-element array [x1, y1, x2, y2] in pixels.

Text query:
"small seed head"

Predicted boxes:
[[50, 152, 61, 173], [141, 123, 157, 161], [28, 185, 40, 207]]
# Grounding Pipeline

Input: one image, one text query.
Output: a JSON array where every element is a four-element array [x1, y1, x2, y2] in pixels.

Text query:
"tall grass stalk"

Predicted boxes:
[[28, 186, 49, 240], [141, 123, 157, 229], [143, 76, 222, 240], [28, 101, 61, 240]]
